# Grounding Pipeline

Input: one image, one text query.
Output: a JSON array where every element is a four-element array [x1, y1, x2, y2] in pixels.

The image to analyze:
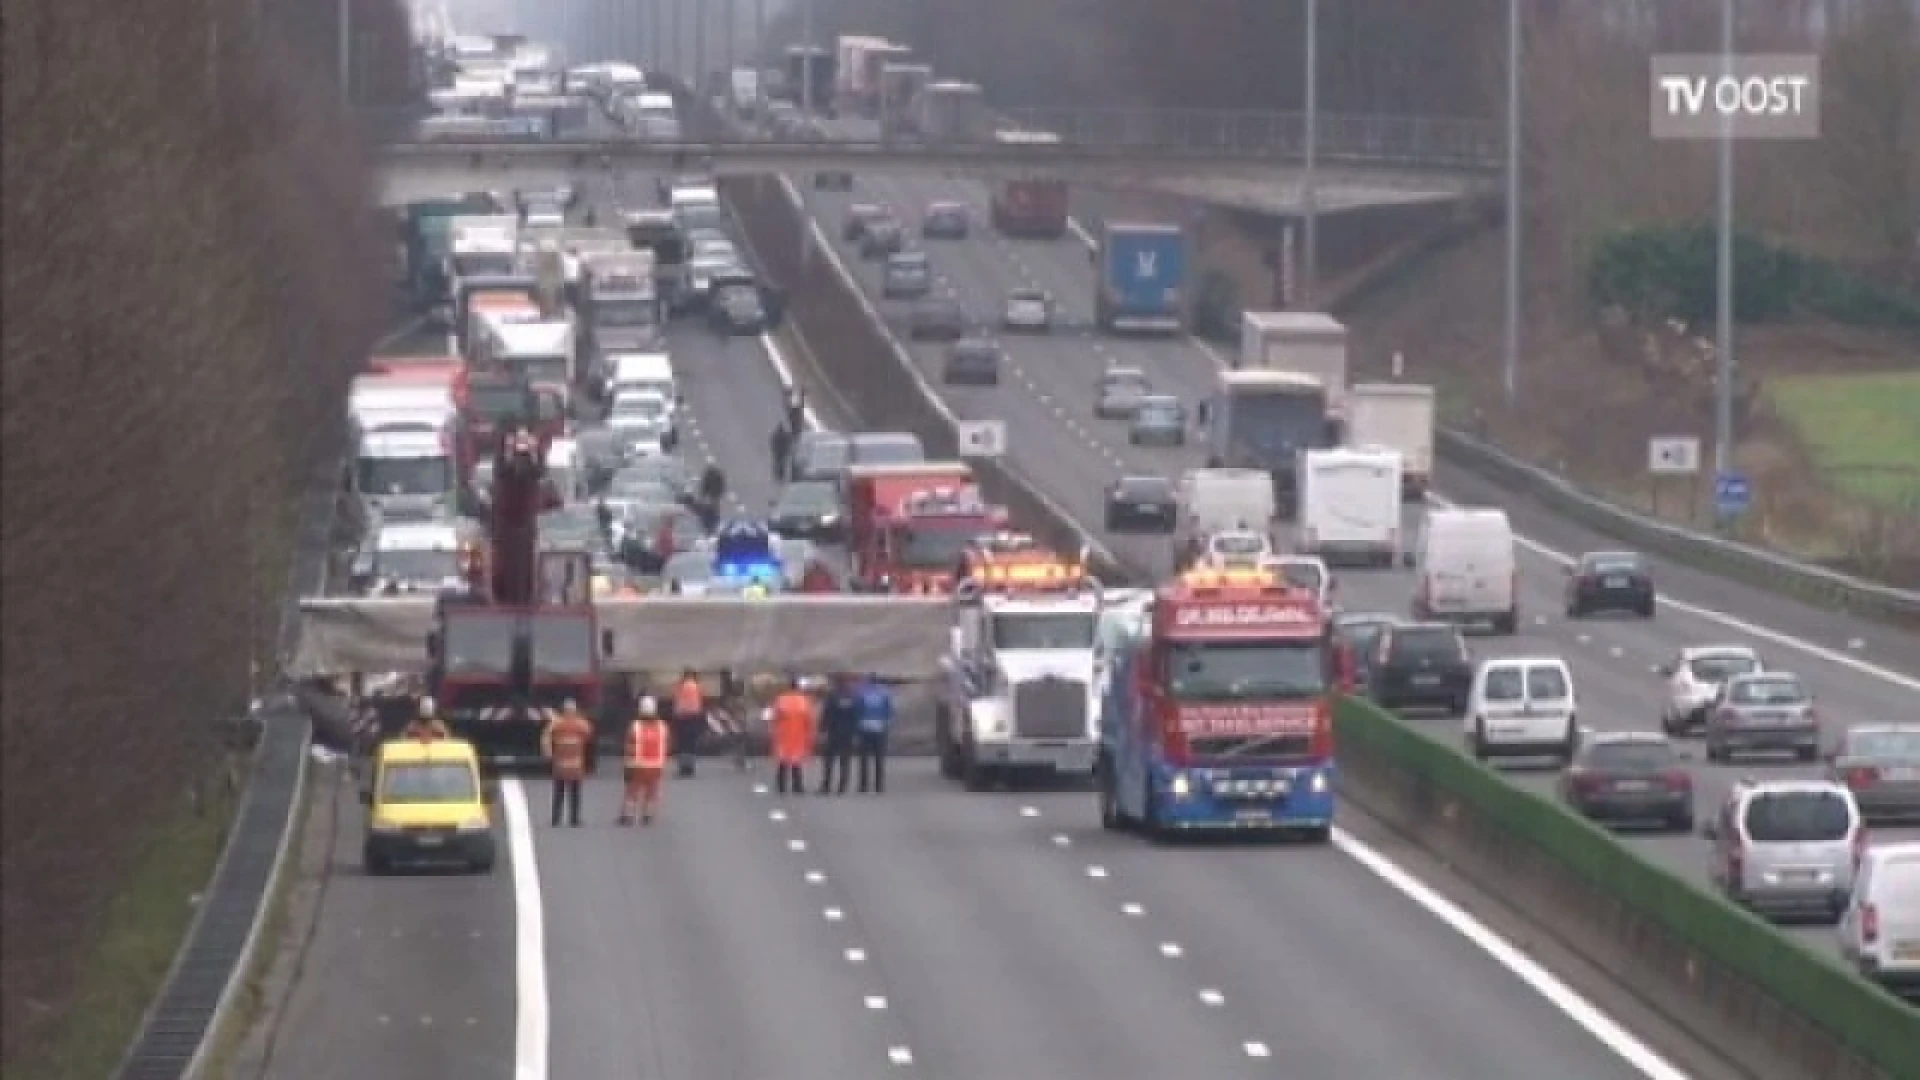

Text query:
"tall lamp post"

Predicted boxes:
[[1501, 0, 1521, 406], [1301, 0, 1319, 309], [1712, 0, 1737, 478]]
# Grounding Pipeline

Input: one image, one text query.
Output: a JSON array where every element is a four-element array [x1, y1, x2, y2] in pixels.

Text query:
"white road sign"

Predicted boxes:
[[958, 420, 1007, 459], [1647, 435, 1703, 475]]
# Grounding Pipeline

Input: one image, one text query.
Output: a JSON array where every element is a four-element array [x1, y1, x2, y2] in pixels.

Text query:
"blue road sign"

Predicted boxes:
[[1715, 471, 1752, 518]]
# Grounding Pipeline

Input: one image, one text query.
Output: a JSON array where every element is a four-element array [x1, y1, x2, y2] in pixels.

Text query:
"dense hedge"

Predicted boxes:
[[1586, 223, 1920, 330], [0, 0, 411, 1065]]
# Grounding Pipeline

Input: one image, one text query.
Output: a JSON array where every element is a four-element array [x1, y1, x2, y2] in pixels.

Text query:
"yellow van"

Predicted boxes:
[[362, 737, 496, 875]]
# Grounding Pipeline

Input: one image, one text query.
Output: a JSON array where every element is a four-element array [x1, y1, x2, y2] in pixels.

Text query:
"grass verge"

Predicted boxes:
[[1768, 370, 1920, 510], [8, 775, 239, 1080]]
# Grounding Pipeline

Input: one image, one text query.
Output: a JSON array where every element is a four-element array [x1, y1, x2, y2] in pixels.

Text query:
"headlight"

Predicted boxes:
[[1308, 771, 1328, 794], [457, 816, 491, 832], [1170, 772, 1191, 797], [818, 512, 840, 526]]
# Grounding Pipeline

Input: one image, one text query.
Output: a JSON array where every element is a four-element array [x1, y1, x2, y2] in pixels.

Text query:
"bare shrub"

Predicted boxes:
[[0, 0, 406, 1065]]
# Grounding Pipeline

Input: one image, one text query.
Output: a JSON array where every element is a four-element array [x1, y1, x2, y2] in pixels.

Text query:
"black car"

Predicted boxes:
[[1332, 612, 1404, 690], [942, 336, 1002, 386], [1560, 732, 1694, 831], [1103, 475, 1177, 533], [907, 298, 966, 341], [769, 480, 845, 542], [920, 202, 970, 240], [842, 203, 892, 243], [1566, 550, 1655, 618], [1368, 622, 1473, 714], [859, 219, 906, 259]]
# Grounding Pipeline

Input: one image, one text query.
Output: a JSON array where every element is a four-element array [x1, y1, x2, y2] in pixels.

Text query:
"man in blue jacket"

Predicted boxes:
[[856, 674, 894, 794], [817, 674, 863, 795]]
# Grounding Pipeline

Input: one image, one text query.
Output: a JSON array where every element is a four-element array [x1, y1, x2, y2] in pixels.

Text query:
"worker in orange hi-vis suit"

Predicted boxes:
[[620, 697, 671, 826], [769, 676, 819, 796], [541, 700, 595, 828]]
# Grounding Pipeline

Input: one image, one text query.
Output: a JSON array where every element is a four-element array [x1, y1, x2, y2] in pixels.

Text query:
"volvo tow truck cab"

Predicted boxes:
[[938, 533, 1103, 790], [1099, 567, 1338, 840]]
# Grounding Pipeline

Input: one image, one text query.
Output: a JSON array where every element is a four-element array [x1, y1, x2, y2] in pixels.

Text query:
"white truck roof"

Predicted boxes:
[[635, 92, 675, 112], [611, 352, 674, 382], [361, 429, 447, 458], [491, 319, 573, 355], [1243, 311, 1346, 336]]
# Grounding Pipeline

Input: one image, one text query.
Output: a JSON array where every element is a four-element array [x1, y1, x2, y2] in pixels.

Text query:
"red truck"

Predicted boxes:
[[991, 176, 1069, 239], [430, 424, 613, 766], [846, 462, 1000, 593]]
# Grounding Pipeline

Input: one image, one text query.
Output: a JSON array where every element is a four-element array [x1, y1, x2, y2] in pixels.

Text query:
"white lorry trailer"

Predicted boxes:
[[1240, 311, 1350, 420], [1296, 447, 1403, 567], [1346, 382, 1436, 499]]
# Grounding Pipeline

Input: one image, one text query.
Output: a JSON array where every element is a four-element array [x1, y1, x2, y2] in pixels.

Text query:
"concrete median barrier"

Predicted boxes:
[[1334, 696, 1918, 1080]]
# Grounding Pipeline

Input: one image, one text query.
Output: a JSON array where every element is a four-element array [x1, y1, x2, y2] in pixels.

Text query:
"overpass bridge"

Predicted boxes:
[[377, 106, 1501, 207]]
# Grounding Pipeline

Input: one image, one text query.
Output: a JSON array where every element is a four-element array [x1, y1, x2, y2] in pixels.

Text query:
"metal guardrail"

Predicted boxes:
[[995, 106, 1503, 172], [1436, 428, 1920, 627], [116, 460, 341, 1079]]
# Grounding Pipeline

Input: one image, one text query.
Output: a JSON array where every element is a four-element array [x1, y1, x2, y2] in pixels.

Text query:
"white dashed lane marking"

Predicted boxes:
[[755, 780, 913, 1066], [1008, 805, 1272, 1050]]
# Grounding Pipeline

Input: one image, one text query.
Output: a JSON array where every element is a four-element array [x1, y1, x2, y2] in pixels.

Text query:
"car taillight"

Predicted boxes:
[[1853, 827, 1870, 868], [1862, 903, 1880, 944], [1727, 846, 1743, 881], [1661, 769, 1691, 790], [1572, 772, 1604, 793], [1846, 766, 1879, 787]]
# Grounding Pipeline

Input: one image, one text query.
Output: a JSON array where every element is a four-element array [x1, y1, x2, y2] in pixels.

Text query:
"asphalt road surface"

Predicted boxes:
[[788, 113, 1920, 963]]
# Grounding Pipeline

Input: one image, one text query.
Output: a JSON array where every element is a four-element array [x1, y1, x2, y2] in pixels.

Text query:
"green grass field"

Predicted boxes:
[[8, 784, 236, 1080], [1769, 370, 1920, 511]]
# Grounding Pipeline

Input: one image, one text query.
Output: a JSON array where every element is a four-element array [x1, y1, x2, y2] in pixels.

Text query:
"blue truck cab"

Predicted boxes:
[[1096, 570, 1338, 841], [1094, 222, 1186, 335]]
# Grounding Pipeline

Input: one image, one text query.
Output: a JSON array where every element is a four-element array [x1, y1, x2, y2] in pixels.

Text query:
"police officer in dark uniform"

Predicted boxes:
[[769, 422, 793, 482]]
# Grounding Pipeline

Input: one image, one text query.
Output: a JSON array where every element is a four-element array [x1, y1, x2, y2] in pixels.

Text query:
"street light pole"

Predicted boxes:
[[1300, 0, 1319, 309], [1502, 0, 1521, 405], [800, 0, 816, 115], [337, 0, 352, 103], [1712, 0, 1737, 476]]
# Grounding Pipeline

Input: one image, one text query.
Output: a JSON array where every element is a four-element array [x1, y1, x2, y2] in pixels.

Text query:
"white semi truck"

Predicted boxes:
[[1346, 382, 1437, 499]]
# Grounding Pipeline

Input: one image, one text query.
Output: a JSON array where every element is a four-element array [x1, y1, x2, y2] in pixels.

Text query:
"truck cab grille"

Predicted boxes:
[[1012, 676, 1088, 740]]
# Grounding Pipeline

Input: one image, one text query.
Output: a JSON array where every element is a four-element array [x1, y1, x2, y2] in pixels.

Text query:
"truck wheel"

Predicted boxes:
[[1142, 780, 1167, 842], [961, 741, 991, 792], [1299, 824, 1332, 844], [363, 845, 388, 876], [1098, 757, 1122, 830]]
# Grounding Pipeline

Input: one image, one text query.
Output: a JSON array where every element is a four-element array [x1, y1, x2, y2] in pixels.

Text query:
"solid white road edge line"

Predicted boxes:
[[1334, 828, 1691, 1080], [1060, 218, 1919, 692], [754, 206, 1695, 1077], [503, 777, 549, 1080]]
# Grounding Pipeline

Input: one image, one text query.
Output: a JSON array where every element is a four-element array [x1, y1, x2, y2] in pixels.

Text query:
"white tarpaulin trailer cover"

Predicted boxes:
[[289, 596, 954, 678]]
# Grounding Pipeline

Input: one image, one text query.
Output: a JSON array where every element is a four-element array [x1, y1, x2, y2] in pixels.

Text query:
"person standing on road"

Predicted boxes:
[[816, 674, 862, 795], [785, 389, 807, 434], [403, 697, 451, 741], [856, 675, 894, 794], [769, 422, 792, 482], [770, 677, 818, 796], [542, 699, 595, 827], [670, 670, 707, 778], [620, 697, 670, 825]]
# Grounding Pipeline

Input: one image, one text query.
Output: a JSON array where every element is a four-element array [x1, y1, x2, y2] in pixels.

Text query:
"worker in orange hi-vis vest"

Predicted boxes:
[[620, 697, 671, 826], [770, 676, 819, 796], [541, 699, 595, 828]]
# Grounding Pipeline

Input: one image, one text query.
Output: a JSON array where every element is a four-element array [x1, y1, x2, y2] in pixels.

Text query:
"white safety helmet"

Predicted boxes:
[[639, 695, 658, 716], [418, 696, 436, 717]]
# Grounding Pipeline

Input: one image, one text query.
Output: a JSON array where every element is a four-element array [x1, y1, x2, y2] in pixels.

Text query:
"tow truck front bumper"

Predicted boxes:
[[974, 737, 1098, 775], [1153, 764, 1336, 831]]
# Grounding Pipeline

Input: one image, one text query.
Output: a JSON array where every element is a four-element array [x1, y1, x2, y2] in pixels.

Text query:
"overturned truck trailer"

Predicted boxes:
[[291, 594, 952, 762]]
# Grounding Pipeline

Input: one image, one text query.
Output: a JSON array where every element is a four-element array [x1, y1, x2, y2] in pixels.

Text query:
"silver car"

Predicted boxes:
[[1001, 289, 1052, 332], [1705, 672, 1819, 763], [1094, 367, 1151, 419], [1705, 779, 1861, 921], [1128, 395, 1187, 446], [1827, 724, 1920, 824]]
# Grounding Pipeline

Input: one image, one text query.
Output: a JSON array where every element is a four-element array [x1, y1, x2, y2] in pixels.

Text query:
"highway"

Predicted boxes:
[[260, 87, 1908, 1073], [786, 113, 1920, 963]]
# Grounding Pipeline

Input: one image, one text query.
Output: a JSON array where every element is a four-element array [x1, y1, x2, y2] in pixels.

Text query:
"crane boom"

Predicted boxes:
[[488, 425, 547, 605]]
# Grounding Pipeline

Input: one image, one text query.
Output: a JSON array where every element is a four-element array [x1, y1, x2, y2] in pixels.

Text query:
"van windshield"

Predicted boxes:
[[381, 762, 479, 804], [1744, 791, 1851, 843]]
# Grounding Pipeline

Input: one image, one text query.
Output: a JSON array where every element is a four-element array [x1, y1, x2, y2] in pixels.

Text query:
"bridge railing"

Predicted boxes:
[[994, 106, 1504, 172]]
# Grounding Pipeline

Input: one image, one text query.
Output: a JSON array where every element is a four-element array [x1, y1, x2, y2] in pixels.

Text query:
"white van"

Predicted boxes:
[[1463, 656, 1578, 763], [1297, 447, 1402, 567], [607, 352, 677, 406], [1412, 508, 1518, 634]]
